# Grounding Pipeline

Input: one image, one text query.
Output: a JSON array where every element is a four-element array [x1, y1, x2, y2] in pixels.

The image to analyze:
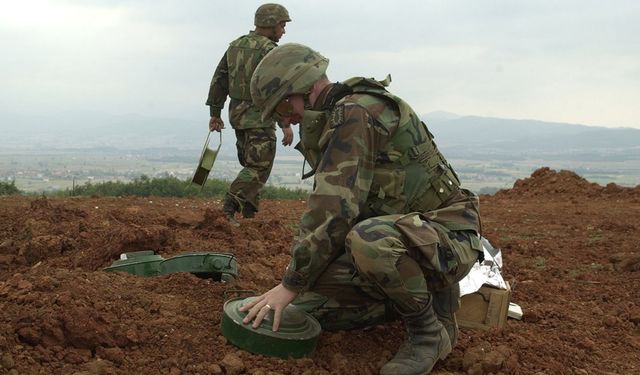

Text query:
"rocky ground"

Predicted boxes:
[[0, 167, 639, 375]]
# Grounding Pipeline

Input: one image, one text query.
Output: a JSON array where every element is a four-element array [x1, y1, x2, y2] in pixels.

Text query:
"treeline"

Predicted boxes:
[[67, 175, 309, 199], [0, 181, 20, 195], [1, 176, 310, 200]]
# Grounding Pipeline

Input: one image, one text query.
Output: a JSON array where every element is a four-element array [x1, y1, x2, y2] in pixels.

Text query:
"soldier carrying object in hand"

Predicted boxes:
[[205, 4, 293, 224]]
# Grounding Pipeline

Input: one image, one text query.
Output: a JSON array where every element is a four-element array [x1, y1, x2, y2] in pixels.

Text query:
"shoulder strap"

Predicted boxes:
[[342, 74, 392, 90], [342, 75, 414, 126]]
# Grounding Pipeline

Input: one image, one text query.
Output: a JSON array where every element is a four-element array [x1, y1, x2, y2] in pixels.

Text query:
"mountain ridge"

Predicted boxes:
[[1, 111, 638, 161]]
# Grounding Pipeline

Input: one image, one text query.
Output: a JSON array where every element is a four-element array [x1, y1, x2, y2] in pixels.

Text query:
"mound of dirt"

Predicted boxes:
[[0, 168, 639, 374], [496, 167, 640, 200]]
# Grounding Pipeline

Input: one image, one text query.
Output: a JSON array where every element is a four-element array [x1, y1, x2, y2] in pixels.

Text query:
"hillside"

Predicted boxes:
[[425, 115, 640, 160], [2, 112, 639, 161], [0, 168, 639, 374], [3, 111, 639, 194]]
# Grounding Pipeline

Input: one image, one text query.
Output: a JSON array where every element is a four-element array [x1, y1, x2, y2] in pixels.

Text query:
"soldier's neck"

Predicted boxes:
[[254, 27, 276, 41], [312, 82, 353, 110]]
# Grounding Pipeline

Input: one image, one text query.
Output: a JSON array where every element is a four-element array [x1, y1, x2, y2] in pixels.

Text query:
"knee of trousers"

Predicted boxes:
[[346, 219, 406, 276]]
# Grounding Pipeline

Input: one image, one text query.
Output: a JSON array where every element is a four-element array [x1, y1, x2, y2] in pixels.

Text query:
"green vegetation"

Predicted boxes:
[[533, 256, 547, 269], [55, 175, 309, 200], [587, 232, 604, 245], [0, 180, 21, 195]]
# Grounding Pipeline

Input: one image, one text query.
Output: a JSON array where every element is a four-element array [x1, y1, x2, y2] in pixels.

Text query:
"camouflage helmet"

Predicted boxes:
[[251, 43, 329, 121], [254, 3, 291, 28]]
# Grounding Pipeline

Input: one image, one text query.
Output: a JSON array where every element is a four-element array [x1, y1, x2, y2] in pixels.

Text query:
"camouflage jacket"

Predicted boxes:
[[282, 79, 482, 292], [206, 31, 277, 129]]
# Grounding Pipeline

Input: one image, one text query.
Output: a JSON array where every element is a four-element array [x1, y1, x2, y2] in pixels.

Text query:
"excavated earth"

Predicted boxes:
[[0, 167, 639, 375]]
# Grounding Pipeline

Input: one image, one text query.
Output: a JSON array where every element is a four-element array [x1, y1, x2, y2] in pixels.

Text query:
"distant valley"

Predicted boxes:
[[1, 111, 638, 193]]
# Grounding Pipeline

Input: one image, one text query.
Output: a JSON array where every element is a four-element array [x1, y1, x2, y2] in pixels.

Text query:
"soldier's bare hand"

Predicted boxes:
[[239, 284, 298, 331], [209, 117, 225, 132], [281, 126, 293, 146]]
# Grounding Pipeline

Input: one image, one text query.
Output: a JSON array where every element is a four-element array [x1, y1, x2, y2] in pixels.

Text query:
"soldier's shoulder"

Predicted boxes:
[[333, 93, 399, 130], [229, 33, 250, 44], [328, 104, 346, 128], [343, 92, 381, 105], [248, 32, 276, 47], [346, 92, 391, 115], [327, 97, 367, 127], [229, 32, 274, 49]]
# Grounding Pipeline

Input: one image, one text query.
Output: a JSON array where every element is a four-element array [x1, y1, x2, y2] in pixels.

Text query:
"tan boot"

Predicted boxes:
[[380, 300, 452, 375], [433, 283, 460, 348]]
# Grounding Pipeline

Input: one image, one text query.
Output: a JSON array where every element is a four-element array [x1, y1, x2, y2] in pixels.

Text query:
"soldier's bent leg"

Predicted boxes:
[[432, 283, 461, 347], [227, 127, 276, 217], [292, 252, 392, 331], [346, 215, 429, 313], [346, 215, 452, 375]]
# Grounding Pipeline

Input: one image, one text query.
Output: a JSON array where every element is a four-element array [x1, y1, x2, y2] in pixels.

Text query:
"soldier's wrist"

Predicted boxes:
[[282, 268, 308, 292], [209, 106, 222, 118]]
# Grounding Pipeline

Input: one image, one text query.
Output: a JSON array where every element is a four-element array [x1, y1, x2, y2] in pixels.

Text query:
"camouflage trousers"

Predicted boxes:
[[226, 127, 276, 213], [293, 213, 481, 331]]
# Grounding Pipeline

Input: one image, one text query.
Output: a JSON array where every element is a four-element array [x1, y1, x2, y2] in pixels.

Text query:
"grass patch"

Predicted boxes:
[[533, 256, 546, 269], [42, 175, 310, 200]]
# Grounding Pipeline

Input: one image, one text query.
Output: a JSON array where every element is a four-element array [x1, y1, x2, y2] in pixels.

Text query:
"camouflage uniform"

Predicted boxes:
[[251, 43, 479, 375], [250, 44, 483, 328], [283, 79, 483, 330], [206, 5, 290, 217]]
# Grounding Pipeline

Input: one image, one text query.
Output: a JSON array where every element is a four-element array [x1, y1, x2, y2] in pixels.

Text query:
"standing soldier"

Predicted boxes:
[[241, 43, 484, 375], [206, 4, 293, 224]]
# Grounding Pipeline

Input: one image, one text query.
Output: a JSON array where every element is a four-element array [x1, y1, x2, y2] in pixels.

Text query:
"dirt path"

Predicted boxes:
[[1, 168, 638, 374]]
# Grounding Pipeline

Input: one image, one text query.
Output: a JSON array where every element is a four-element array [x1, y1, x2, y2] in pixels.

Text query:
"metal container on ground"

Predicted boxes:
[[103, 250, 164, 277], [159, 252, 238, 282], [221, 296, 322, 358]]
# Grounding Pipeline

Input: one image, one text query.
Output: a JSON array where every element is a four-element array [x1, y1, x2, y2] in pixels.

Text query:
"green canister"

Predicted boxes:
[[103, 251, 164, 276], [221, 296, 321, 359], [159, 252, 237, 282]]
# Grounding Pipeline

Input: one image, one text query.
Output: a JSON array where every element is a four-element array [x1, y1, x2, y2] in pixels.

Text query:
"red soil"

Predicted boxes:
[[0, 167, 638, 374]]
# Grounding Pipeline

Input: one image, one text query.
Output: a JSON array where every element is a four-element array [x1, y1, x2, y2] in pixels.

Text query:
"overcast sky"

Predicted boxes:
[[1, 0, 639, 129]]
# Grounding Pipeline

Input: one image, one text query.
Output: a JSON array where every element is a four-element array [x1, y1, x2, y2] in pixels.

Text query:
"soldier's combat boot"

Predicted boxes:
[[242, 203, 257, 219], [433, 283, 461, 348], [223, 194, 240, 227], [380, 299, 452, 375]]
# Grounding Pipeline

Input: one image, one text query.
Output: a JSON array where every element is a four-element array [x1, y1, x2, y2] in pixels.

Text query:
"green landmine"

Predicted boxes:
[[103, 250, 164, 277], [159, 252, 238, 282], [221, 296, 322, 359], [104, 251, 238, 282]]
